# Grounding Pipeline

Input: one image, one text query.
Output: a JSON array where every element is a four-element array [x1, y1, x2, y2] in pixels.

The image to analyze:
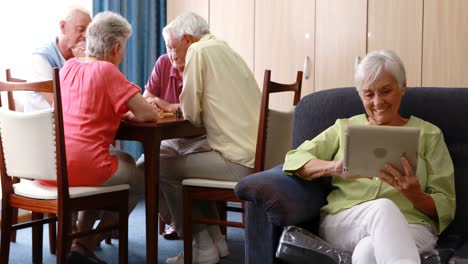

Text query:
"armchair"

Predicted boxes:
[[235, 87, 468, 264]]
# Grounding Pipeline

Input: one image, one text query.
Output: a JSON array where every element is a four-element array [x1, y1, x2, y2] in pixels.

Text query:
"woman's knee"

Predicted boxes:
[[369, 198, 401, 216], [352, 236, 376, 264]]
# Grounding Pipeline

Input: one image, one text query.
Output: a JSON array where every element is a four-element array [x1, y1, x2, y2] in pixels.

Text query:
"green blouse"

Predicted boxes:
[[283, 114, 455, 234]]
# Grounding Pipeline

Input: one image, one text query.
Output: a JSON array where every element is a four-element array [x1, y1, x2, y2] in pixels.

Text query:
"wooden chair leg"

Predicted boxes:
[[57, 210, 73, 264], [119, 201, 129, 264], [217, 201, 228, 235], [9, 178, 20, 243], [31, 212, 43, 264], [0, 205, 13, 264], [48, 214, 57, 254], [183, 188, 193, 264], [10, 208, 18, 242]]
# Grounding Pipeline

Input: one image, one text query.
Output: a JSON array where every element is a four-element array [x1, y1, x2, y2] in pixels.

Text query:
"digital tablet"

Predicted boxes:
[[343, 125, 420, 178]]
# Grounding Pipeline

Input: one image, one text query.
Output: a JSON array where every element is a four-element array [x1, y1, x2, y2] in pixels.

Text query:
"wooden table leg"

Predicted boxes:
[[143, 131, 161, 263]]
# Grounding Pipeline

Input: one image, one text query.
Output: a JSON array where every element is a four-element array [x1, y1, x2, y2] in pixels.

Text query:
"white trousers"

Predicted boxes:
[[136, 135, 212, 226], [319, 198, 438, 264]]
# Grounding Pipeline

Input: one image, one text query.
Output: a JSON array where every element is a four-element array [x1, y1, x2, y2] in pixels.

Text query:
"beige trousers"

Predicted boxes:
[[100, 149, 145, 214], [158, 150, 253, 236]]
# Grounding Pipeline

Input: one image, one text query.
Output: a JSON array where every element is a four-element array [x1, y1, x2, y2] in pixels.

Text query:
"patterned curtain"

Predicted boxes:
[[93, 0, 167, 158]]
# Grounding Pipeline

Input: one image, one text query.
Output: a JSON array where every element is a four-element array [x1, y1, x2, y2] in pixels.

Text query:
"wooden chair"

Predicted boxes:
[[0, 68, 130, 264], [4, 69, 58, 254], [182, 69, 303, 263]]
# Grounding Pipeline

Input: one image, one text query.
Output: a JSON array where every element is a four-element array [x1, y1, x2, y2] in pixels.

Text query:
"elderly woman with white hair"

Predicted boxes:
[[283, 49, 455, 263], [40, 11, 159, 263]]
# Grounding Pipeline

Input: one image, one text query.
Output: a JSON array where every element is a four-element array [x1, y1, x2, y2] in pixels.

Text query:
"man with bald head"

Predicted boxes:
[[26, 5, 92, 112]]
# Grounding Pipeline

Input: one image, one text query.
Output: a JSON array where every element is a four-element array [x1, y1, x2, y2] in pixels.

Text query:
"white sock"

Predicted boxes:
[[194, 229, 214, 250]]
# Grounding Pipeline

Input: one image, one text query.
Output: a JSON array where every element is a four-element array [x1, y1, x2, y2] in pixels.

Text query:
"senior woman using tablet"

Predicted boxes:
[[47, 11, 159, 262], [283, 49, 455, 264]]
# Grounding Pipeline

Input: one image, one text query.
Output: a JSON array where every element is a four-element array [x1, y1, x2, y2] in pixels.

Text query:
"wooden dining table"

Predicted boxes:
[[115, 116, 205, 263]]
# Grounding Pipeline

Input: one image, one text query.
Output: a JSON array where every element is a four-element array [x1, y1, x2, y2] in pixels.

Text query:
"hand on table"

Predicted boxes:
[[145, 97, 179, 113]]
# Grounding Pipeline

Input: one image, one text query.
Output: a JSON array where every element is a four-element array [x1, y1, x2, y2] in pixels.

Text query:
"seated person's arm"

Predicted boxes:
[[143, 90, 180, 113], [297, 159, 344, 180], [284, 121, 345, 179], [124, 93, 159, 122], [379, 125, 455, 226], [380, 156, 438, 220]]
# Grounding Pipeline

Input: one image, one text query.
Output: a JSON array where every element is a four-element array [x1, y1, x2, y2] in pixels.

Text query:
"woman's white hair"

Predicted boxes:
[[86, 11, 132, 60], [162, 12, 210, 41], [354, 49, 406, 92]]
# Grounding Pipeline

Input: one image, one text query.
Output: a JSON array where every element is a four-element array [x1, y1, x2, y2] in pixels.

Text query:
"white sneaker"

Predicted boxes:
[[214, 238, 229, 258], [165, 245, 220, 264]]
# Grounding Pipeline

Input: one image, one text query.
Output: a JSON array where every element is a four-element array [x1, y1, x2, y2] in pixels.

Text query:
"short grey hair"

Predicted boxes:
[[162, 12, 210, 41], [86, 11, 132, 60], [354, 49, 406, 92]]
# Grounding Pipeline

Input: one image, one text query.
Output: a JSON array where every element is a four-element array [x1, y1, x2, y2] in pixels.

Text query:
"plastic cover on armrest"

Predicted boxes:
[[275, 225, 352, 264], [276, 226, 447, 264]]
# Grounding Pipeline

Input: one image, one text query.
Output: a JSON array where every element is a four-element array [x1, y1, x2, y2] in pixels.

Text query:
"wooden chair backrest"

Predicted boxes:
[[254, 69, 303, 172], [3, 69, 26, 111], [0, 68, 69, 198]]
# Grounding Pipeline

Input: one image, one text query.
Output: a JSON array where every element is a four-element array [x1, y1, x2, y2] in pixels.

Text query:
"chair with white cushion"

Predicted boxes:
[[0, 68, 130, 264], [3, 69, 59, 254], [182, 69, 303, 263]]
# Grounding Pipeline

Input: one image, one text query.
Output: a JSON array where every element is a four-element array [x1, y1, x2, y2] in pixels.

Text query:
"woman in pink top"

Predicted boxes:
[[58, 11, 159, 262]]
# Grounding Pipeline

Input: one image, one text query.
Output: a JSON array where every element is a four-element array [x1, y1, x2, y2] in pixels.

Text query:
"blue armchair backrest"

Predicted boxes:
[[293, 87, 468, 238]]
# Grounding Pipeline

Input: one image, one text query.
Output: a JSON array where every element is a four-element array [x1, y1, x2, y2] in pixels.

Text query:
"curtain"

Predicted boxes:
[[93, 0, 167, 158]]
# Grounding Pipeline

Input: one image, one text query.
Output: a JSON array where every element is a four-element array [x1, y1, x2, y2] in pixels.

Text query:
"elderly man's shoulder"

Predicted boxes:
[[191, 35, 229, 51]]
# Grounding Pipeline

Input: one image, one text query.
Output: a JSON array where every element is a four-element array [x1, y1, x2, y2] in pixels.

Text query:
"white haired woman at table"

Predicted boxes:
[[39, 11, 159, 263]]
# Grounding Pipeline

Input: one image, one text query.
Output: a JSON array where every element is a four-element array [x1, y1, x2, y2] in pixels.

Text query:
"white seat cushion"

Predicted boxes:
[[182, 179, 237, 189], [13, 179, 130, 199]]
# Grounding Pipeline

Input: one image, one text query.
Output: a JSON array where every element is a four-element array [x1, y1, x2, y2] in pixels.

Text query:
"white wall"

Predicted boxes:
[[0, 0, 93, 79]]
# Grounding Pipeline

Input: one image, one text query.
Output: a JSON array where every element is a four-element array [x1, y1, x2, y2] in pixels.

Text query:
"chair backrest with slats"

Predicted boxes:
[[254, 69, 303, 172], [0, 68, 69, 197], [5, 69, 27, 111]]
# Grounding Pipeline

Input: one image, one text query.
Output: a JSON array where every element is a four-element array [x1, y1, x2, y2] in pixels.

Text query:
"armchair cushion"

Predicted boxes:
[[14, 179, 129, 199]]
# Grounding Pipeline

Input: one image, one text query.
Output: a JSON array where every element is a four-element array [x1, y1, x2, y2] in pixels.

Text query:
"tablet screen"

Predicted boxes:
[[343, 125, 420, 178]]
